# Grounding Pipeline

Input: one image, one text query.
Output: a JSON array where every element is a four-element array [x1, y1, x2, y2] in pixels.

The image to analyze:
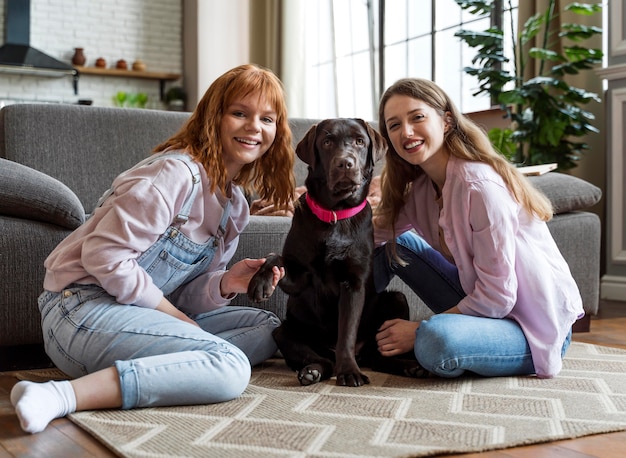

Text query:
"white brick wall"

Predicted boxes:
[[0, 0, 182, 108]]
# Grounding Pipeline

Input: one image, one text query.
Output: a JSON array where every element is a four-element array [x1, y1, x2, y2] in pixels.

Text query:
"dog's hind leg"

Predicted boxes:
[[364, 290, 430, 378]]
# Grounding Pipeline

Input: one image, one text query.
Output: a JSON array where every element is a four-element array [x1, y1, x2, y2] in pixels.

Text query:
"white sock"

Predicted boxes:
[[10, 380, 77, 434]]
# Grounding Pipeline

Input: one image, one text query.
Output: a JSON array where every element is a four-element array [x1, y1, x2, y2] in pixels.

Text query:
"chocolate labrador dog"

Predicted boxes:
[[248, 118, 420, 387]]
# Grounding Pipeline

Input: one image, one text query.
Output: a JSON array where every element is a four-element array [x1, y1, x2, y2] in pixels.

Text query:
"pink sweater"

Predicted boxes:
[[375, 156, 584, 377], [43, 154, 249, 314]]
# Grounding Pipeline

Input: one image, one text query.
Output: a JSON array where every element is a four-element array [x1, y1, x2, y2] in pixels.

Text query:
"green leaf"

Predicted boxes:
[[564, 86, 601, 104], [488, 127, 517, 161], [563, 46, 603, 62], [565, 2, 602, 16], [528, 47, 565, 62], [455, 29, 504, 47], [521, 13, 544, 45], [560, 23, 603, 41], [453, 0, 494, 15]]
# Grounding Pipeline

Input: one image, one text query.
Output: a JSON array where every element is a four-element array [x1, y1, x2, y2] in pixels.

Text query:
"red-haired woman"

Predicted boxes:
[[12, 64, 296, 433]]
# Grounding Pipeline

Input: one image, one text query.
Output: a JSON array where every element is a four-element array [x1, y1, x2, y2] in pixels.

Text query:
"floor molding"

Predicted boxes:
[[601, 274, 626, 301]]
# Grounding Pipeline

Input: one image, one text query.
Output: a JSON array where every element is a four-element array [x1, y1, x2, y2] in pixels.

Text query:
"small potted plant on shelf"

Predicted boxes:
[[165, 86, 187, 111], [454, 0, 603, 170], [112, 91, 149, 109]]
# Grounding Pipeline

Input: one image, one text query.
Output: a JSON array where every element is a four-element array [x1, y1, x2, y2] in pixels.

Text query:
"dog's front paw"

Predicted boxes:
[[247, 270, 275, 303], [298, 364, 324, 386], [336, 371, 370, 387]]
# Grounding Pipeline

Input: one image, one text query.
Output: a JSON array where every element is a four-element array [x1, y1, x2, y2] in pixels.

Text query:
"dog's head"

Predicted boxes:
[[296, 118, 386, 207]]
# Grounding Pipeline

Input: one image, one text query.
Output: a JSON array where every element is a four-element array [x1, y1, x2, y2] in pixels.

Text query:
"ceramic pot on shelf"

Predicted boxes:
[[132, 59, 146, 72], [72, 48, 86, 66]]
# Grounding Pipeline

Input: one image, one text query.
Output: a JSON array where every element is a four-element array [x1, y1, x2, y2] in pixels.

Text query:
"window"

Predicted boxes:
[[284, 0, 518, 119]]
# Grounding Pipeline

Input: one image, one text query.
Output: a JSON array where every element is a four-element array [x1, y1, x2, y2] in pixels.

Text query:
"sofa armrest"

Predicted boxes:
[[528, 172, 601, 214], [0, 158, 85, 229]]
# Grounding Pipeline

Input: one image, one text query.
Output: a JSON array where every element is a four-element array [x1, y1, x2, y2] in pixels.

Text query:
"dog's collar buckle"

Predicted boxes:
[[305, 193, 367, 224]]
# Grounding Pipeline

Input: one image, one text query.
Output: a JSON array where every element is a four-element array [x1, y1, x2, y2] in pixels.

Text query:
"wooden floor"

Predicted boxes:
[[1, 300, 625, 458]]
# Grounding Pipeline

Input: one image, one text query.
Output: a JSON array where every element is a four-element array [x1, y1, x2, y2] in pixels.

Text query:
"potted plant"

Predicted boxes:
[[454, 0, 603, 170], [165, 86, 187, 111]]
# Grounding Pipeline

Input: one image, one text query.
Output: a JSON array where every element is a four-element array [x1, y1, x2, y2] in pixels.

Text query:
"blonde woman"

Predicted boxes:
[[373, 78, 583, 379], [12, 64, 295, 433]]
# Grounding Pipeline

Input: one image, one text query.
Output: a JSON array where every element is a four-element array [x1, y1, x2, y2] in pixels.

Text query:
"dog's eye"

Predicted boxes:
[[356, 138, 365, 146], [323, 139, 332, 147]]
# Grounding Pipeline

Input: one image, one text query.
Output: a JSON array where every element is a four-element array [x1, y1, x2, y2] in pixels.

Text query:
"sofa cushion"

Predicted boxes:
[[528, 172, 602, 214], [0, 158, 85, 229], [0, 104, 190, 212]]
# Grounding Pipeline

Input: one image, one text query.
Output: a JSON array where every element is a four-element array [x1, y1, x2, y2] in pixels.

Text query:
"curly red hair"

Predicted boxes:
[[155, 64, 295, 210]]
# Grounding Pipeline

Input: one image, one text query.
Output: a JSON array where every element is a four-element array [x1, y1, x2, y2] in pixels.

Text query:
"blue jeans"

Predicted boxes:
[[374, 232, 571, 377], [39, 285, 279, 409], [39, 152, 280, 409]]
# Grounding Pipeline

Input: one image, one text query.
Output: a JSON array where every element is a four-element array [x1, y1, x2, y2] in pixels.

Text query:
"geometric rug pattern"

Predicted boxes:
[[19, 342, 626, 457]]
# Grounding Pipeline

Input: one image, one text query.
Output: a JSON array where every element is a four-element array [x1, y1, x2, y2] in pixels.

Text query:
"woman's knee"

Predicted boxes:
[[208, 344, 251, 400], [396, 232, 431, 254], [217, 348, 251, 400], [415, 315, 465, 378]]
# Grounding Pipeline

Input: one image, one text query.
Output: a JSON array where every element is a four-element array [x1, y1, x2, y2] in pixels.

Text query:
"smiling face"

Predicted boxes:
[[220, 92, 277, 181], [383, 94, 450, 172]]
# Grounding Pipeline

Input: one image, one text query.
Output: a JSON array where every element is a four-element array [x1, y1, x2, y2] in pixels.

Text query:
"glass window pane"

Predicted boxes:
[[408, 0, 432, 38], [462, 72, 491, 113], [384, 42, 408, 90], [434, 28, 462, 104], [333, 0, 370, 57], [337, 51, 374, 119], [384, 0, 408, 45], [306, 1, 333, 63], [308, 62, 337, 118], [459, 16, 491, 112], [408, 36, 432, 80], [435, 0, 462, 31]]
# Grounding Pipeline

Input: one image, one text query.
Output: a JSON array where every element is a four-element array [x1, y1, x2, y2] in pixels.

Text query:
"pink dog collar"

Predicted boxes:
[[305, 193, 367, 224]]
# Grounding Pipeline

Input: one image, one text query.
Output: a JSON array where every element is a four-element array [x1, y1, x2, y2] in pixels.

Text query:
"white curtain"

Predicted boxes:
[[280, 0, 375, 120], [280, 0, 310, 118]]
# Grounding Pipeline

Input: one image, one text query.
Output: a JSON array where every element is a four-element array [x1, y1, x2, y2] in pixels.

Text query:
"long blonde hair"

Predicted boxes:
[[376, 78, 553, 250], [155, 64, 295, 210]]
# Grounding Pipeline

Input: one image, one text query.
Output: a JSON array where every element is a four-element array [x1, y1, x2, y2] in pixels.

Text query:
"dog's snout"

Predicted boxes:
[[337, 156, 355, 170]]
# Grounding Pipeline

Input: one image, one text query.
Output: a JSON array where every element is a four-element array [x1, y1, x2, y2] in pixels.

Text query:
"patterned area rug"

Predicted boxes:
[[10, 342, 626, 457]]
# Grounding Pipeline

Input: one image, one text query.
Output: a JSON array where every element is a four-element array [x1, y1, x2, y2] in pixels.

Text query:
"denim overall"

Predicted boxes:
[[38, 152, 279, 409]]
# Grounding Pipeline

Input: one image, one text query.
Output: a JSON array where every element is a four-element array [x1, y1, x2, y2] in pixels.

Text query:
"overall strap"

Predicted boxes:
[[167, 153, 201, 226], [213, 200, 232, 246]]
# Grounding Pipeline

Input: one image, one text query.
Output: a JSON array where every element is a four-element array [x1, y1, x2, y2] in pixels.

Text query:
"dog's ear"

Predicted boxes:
[[295, 123, 318, 167]]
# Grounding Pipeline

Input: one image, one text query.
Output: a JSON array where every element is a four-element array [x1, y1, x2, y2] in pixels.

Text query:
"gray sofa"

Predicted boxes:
[[0, 104, 602, 349]]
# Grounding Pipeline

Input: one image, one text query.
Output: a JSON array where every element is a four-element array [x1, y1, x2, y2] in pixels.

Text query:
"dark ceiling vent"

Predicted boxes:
[[0, 0, 77, 77]]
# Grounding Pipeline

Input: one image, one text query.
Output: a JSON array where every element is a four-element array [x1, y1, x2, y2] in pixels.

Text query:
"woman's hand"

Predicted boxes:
[[220, 258, 285, 297], [375, 319, 420, 356], [155, 297, 199, 327]]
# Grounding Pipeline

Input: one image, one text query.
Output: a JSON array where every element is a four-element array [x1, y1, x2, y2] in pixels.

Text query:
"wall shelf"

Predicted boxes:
[[74, 66, 181, 99]]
